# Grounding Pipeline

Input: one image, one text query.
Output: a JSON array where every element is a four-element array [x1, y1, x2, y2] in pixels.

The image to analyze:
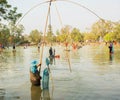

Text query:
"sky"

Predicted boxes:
[[7, 0, 120, 34]]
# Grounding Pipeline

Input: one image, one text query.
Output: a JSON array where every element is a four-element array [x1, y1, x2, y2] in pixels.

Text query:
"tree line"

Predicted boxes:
[[28, 20, 120, 44], [0, 0, 120, 47], [0, 0, 24, 46]]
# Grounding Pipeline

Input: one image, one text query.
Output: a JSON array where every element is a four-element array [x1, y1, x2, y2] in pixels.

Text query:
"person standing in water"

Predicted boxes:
[[13, 43, 16, 50], [30, 60, 42, 86], [38, 42, 41, 52], [49, 47, 53, 56], [42, 58, 50, 89], [0, 43, 2, 54], [38, 42, 41, 49], [108, 41, 114, 54]]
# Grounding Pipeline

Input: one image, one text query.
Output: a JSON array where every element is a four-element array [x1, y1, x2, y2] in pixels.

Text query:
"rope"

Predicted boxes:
[[15, 1, 49, 26], [54, 3, 63, 27], [16, 0, 103, 27], [55, 0, 103, 20]]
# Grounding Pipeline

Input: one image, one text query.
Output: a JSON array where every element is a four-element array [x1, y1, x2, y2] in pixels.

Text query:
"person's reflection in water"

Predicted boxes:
[[49, 56, 56, 65], [42, 88, 51, 100], [31, 85, 42, 100], [109, 53, 114, 64], [12, 47, 16, 56], [0, 88, 5, 100]]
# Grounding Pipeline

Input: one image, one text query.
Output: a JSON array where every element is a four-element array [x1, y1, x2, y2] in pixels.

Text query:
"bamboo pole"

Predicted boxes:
[[39, 1, 52, 71], [54, 3, 63, 27], [66, 50, 72, 72], [15, 1, 48, 26], [56, 0, 102, 20]]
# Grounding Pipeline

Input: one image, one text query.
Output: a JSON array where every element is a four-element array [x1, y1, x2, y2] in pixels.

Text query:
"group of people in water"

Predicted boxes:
[[29, 40, 115, 85], [30, 45, 55, 86]]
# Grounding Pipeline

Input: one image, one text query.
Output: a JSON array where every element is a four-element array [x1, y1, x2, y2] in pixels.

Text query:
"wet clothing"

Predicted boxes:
[[42, 68, 49, 89], [49, 47, 53, 56], [109, 43, 114, 53], [46, 58, 50, 66]]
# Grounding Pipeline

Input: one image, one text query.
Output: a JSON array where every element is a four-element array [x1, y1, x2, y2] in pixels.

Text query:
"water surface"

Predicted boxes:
[[0, 44, 120, 100]]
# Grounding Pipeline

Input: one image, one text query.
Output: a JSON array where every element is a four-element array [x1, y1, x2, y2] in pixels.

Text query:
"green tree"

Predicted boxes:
[[0, 0, 11, 21], [0, 0, 23, 45], [0, 24, 10, 45], [91, 19, 115, 39], [84, 32, 97, 42], [8, 22, 24, 43], [29, 29, 42, 43], [60, 25, 72, 43], [71, 28, 83, 42], [46, 24, 53, 43], [104, 32, 116, 42], [0, 0, 22, 23], [113, 22, 120, 42]]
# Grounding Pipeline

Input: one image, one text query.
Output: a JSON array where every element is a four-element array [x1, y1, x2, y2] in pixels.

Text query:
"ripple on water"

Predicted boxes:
[[0, 88, 5, 98]]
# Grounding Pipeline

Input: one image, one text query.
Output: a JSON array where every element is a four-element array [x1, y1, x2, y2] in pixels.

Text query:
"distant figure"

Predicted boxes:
[[0, 43, 2, 54], [38, 43, 40, 52], [13, 43, 16, 51], [53, 49, 55, 56], [49, 47, 53, 56], [65, 42, 68, 48], [72, 43, 77, 50], [2, 44, 5, 49], [49, 49, 56, 65], [108, 42, 114, 54], [38, 43, 40, 49]]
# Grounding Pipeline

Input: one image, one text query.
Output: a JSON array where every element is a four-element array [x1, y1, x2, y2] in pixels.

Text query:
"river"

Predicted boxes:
[[0, 43, 120, 100]]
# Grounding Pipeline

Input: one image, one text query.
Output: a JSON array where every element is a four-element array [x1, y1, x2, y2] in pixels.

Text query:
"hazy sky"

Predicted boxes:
[[7, 0, 120, 34]]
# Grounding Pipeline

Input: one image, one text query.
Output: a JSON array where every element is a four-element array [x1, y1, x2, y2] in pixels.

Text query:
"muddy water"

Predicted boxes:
[[0, 44, 120, 100]]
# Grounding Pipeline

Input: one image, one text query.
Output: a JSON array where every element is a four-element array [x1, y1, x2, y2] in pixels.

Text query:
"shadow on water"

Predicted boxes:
[[49, 56, 55, 65], [109, 53, 114, 64], [0, 45, 120, 100], [12, 50, 16, 56], [31, 85, 51, 100], [0, 88, 5, 100], [42, 89, 51, 100]]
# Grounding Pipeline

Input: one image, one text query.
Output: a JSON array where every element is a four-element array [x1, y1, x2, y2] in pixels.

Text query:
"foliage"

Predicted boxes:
[[84, 32, 97, 41], [0, 0, 11, 21], [60, 25, 72, 42], [104, 32, 116, 42], [0, 24, 10, 45], [29, 29, 42, 43], [0, 0, 23, 46], [91, 19, 115, 38], [25, 20, 120, 44], [0, 0, 22, 23], [71, 28, 83, 42], [46, 24, 54, 42], [113, 23, 120, 42]]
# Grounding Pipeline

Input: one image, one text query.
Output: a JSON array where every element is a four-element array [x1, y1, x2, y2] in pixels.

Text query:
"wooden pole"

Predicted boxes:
[[15, 1, 48, 26], [39, 0, 52, 71], [66, 51, 72, 72]]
